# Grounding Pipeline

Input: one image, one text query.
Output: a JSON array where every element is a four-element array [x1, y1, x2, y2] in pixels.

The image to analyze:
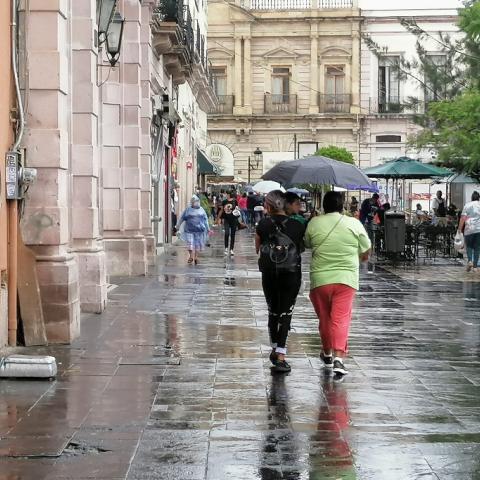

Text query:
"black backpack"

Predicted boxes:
[[259, 219, 300, 273]]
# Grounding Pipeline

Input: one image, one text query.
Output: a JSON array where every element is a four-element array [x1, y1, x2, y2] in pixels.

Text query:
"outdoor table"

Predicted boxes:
[[372, 223, 458, 263]]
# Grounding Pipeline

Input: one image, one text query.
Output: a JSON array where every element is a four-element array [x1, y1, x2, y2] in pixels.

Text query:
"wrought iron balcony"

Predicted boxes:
[[264, 94, 297, 114], [152, 0, 194, 84], [209, 95, 234, 114], [319, 94, 351, 113], [368, 97, 427, 115], [154, 0, 184, 22]]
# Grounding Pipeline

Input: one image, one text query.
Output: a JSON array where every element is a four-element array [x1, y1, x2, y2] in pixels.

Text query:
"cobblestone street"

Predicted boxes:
[[1, 230, 480, 480]]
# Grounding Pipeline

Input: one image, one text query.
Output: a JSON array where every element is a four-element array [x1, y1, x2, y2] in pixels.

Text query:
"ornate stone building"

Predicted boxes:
[[207, 0, 361, 181], [0, 0, 215, 346], [359, 0, 463, 169]]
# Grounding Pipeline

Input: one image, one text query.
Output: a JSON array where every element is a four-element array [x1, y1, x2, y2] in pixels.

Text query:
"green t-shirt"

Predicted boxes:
[[305, 212, 371, 291]]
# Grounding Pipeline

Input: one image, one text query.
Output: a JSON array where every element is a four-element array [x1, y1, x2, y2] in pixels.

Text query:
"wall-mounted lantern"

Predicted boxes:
[[105, 11, 125, 67], [97, 0, 117, 45]]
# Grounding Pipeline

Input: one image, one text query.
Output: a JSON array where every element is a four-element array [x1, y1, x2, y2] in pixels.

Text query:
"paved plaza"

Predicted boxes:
[[1, 229, 480, 480]]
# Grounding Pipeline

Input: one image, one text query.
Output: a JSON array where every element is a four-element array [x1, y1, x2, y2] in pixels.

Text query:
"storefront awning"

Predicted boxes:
[[197, 149, 219, 175]]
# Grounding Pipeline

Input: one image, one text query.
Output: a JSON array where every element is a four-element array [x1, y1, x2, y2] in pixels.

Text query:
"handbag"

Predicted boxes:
[[454, 232, 465, 253], [232, 206, 241, 217]]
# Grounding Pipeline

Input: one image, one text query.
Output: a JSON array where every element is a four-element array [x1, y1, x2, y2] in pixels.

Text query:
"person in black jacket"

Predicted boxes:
[[246, 191, 256, 227], [255, 190, 305, 373]]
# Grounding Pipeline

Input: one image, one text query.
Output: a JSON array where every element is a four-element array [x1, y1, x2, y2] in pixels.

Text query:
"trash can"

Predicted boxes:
[[384, 211, 406, 253]]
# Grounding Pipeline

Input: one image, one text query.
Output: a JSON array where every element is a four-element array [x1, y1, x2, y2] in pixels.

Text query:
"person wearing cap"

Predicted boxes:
[[359, 193, 380, 225], [177, 195, 210, 265]]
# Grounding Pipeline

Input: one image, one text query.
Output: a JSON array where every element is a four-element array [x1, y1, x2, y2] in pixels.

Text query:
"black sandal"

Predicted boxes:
[[187, 258, 193, 264]]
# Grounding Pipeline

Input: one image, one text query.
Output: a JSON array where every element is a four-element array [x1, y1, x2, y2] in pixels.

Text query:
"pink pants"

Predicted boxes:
[[309, 284, 356, 354]]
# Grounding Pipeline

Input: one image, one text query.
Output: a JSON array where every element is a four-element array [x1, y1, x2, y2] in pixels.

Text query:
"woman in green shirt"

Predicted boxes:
[[305, 191, 371, 379]]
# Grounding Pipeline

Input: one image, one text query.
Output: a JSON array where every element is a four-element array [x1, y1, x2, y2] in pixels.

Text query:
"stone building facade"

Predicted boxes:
[[359, 0, 463, 169], [0, 0, 215, 346], [207, 0, 361, 181]]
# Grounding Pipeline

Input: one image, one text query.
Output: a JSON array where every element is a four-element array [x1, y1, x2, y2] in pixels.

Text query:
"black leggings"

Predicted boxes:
[[224, 223, 237, 250], [262, 270, 302, 351]]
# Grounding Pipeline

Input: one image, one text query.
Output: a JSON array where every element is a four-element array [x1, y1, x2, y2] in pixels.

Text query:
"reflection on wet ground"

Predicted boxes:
[[1, 230, 480, 479]]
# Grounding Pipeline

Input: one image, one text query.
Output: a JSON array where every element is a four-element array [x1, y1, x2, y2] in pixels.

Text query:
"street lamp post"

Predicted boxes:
[[248, 147, 263, 184]]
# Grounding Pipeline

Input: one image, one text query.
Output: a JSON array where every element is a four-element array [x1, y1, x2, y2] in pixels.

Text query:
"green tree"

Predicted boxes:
[[316, 145, 355, 164], [362, 2, 480, 179]]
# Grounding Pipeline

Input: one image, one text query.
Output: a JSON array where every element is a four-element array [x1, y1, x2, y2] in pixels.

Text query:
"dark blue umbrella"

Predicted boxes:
[[262, 155, 371, 188]]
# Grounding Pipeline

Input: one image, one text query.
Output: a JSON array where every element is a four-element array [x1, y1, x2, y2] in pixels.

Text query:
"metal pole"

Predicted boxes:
[[248, 156, 251, 184], [293, 134, 297, 159]]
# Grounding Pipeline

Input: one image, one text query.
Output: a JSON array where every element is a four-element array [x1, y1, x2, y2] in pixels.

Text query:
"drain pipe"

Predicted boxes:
[[11, 0, 24, 151], [8, 0, 25, 346]]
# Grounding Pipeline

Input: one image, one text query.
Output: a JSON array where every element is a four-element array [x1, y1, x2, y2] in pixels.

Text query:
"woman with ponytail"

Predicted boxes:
[[255, 190, 306, 373]]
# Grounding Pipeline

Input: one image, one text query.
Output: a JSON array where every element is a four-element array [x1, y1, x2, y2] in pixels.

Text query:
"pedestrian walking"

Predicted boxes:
[[177, 195, 210, 265], [458, 191, 480, 273], [217, 191, 239, 256], [256, 190, 306, 373], [238, 193, 249, 225], [305, 191, 371, 380], [247, 191, 256, 228]]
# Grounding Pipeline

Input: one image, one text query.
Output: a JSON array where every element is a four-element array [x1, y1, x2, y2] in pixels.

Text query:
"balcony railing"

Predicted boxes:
[[318, 0, 353, 7], [264, 94, 297, 114], [154, 0, 184, 23], [319, 94, 351, 113], [153, 0, 194, 57], [368, 97, 427, 115], [248, 0, 353, 9], [209, 95, 234, 114]]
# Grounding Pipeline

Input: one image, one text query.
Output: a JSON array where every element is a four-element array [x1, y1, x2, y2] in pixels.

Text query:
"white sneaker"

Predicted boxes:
[[230, 250, 235, 256], [467, 261, 473, 272], [224, 248, 229, 255]]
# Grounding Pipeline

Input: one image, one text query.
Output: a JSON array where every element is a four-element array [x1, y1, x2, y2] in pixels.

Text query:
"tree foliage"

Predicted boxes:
[[316, 145, 355, 164], [362, 2, 480, 179]]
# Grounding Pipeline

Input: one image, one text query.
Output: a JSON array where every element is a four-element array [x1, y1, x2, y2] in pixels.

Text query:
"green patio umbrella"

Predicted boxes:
[[363, 157, 451, 179]]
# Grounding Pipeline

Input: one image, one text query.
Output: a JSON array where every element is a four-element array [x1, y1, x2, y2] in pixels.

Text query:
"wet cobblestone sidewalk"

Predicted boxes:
[[1, 229, 480, 479]]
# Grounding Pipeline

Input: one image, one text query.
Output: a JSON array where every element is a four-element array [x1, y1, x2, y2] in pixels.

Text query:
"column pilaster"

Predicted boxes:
[[71, 0, 108, 313], [233, 36, 243, 115], [102, 0, 147, 276], [351, 29, 360, 114], [309, 24, 319, 114], [20, 1, 80, 343], [243, 36, 252, 115]]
